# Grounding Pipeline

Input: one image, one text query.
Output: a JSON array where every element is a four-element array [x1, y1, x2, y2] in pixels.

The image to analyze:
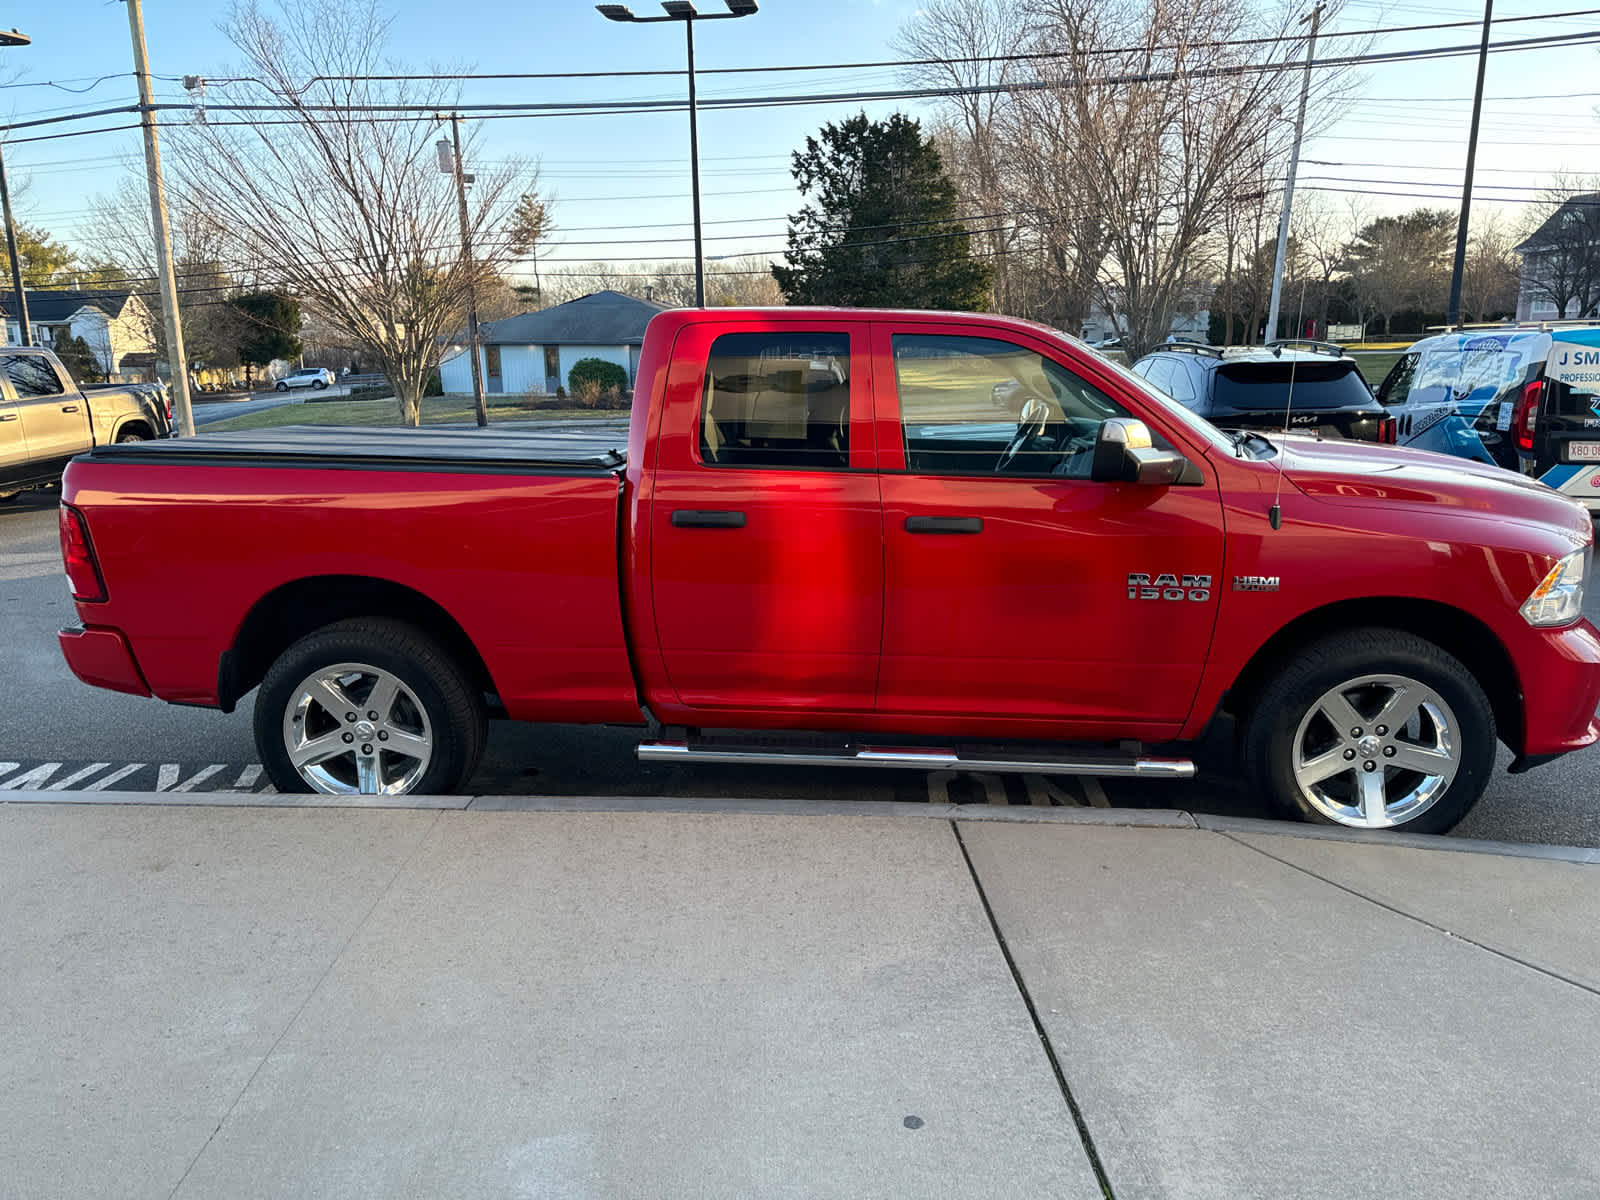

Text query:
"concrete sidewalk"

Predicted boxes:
[[2, 798, 1596, 1199]]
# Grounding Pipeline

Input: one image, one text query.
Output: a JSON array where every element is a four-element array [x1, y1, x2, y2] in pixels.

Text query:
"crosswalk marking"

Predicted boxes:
[[167, 764, 226, 793], [46, 763, 111, 791], [0, 761, 277, 795], [84, 763, 147, 791], [0, 763, 63, 790]]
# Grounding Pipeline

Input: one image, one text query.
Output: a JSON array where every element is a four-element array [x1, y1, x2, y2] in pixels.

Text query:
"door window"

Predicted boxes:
[[893, 333, 1130, 477], [699, 331, 850, 470], [2, 354, 65, 398]]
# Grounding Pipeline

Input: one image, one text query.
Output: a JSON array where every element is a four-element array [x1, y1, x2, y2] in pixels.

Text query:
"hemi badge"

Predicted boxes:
[[1233, 576, 1280, 592]]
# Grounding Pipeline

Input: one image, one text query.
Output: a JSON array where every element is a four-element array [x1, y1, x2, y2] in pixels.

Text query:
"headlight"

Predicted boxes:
[[1520, 546, 1591, 627]]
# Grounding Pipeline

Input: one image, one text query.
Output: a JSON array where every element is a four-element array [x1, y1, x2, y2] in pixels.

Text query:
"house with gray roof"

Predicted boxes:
[[440, 290, 669, 395], [1514, 192, 1600, 322], [2, 288, 159, 379]]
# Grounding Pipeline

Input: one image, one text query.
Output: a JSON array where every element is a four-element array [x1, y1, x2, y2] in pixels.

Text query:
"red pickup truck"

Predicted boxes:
[[58, 308, 1600, 833]]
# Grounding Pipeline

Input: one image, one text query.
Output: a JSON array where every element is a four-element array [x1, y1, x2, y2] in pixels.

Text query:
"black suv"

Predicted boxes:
[[1131, 340, 1395, 443]]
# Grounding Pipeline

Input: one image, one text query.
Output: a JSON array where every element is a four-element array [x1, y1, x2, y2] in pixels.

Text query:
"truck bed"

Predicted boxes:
[[85, 423, 629, 473]]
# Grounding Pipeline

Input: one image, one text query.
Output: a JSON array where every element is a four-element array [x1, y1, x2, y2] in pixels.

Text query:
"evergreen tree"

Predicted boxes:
[[772, 113, 991, 311], [229, 291, 303, 385], [53, 334, 103, 383]]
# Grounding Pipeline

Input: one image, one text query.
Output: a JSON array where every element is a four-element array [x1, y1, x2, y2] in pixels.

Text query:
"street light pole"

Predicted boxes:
[[1446, 0, 1494, 326], [1265, 2, 1324, 344], [597, 1, 758, 308], [0, 28, 33, 346]]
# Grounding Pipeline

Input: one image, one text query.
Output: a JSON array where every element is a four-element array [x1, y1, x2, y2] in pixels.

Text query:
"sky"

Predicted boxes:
[[1, 0, 1597, 294]]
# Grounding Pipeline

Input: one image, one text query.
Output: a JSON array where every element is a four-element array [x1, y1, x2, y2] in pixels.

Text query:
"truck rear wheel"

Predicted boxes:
[[1241, 628, 1495, 834], [254, 618, 487, 796]]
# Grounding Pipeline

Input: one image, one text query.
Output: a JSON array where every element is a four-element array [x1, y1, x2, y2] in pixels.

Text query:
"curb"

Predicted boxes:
[[3, 790, 1596, 864]]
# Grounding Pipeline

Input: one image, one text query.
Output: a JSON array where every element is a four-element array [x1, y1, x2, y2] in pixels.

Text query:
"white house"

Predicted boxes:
[[1514, 192, 1600, 323], [2, 288, 159, 379], [1079, 302, 1210, 345], [440, 290, 668, 396]]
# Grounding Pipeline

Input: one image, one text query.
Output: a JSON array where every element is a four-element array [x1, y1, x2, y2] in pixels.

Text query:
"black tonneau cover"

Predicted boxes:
[[86, 422, 629, 473]]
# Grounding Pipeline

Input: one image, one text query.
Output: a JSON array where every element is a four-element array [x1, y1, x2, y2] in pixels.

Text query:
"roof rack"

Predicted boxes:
[[1263, 338, 1345, 358], [1423, 319, 1600, 333], [1161, 342, 1223, 359]]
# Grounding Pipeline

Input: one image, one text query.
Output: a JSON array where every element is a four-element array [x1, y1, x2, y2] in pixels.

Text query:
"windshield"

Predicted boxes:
[[1213, 362, 1374, 413], [1085, 348, 1237, 454]]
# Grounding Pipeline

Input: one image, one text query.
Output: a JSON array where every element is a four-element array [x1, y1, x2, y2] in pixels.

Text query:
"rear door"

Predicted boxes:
[[4, 352, 90, 474], [0, 375, 27, 487], [873, 322, 1225, 740], [1536, 331, 1600, 508], [647, 319, 884, 713]]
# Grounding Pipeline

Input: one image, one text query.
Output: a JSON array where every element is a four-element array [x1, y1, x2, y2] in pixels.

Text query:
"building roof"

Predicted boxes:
[[1515, 193, 1600, 254], [0, 288, 135, 324], [477, 290, 668, 347]]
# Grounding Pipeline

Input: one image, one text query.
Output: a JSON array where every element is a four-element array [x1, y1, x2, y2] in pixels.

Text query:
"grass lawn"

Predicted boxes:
[[200, 394, 630, 433], [1347, 350, 1405, 390]]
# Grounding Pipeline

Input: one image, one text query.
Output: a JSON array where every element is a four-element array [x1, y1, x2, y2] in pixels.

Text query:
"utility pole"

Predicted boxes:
[[441, 114, 487, 427], [1266, 2, 1324, 344], [1446, 0, 1493, 326], [126, 0, 194, 436], [0, 29, 32, 346]]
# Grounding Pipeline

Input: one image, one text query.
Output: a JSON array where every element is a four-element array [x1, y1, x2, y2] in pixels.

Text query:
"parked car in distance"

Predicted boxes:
[[275, 367, 334, 392], [0, 345, 172, 501], [1375, 325, 1600, 514], [1133, 340, 1396, 443], [57, 307, 1599, 836]]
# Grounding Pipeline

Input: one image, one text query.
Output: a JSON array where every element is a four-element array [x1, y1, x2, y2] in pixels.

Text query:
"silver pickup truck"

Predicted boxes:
[[0, 346, 172, 501]]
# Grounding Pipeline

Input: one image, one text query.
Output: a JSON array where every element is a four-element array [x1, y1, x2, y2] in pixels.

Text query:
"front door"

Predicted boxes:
[[647, 320, 882, 714], [873, 324, 1225, 741], [0, 387, 27, 488]]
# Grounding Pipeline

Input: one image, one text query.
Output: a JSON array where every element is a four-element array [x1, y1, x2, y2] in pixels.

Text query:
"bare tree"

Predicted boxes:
[[1517, 179, 1600, 320], [165, 0, 540, 424], [542, 257, 781, 308], [1459, 209, 1520, 322]]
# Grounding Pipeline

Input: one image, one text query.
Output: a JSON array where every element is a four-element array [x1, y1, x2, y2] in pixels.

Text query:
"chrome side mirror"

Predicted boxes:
[[1089, 418, 1200, 486]]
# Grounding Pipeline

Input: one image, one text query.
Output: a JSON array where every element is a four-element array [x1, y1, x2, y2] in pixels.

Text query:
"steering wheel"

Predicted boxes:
[[996, 396, 1051, 473]]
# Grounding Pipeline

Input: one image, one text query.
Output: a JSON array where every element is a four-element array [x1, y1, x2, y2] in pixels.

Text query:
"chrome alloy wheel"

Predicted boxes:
[[281, 662, 433, 795], [1290, 673, 1460, 829]]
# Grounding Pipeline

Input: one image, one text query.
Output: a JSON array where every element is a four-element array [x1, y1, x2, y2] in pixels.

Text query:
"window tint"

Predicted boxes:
[[894, 333, 1130, 477], [1164, 361, 1198, 405], [3, 354, 65, 398], [1213, 362, 1374, 412], [700, 332, 850, 470]]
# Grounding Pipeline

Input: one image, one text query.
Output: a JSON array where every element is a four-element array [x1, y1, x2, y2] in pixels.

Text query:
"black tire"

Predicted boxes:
[[275, 381, 289, 392], [312, 379, 327, 390], [0, 490, 19, 504], [254, 617, 487, 796], [1241, 627, 1496, 834], [116, 429, 146, 444]]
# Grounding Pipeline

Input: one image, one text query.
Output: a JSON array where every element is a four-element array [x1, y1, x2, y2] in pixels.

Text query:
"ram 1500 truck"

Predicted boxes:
[[57, 308, 1600, 833], [1, 345, 171, 501]]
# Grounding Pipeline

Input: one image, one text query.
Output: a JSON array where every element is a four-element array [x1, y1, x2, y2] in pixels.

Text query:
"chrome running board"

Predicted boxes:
[[636, 741, 1195, 779]]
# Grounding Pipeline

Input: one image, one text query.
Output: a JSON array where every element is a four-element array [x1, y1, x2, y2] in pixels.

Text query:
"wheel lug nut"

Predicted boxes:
[[1363, 761, 1377, 772], [342, 732, 354, 744], [367, 710, 378, 720], [1343, 749, 1356, 760], [361, 743, 373, 755], [1376, 725, 1388, 736], [346, 713, 357, 722], [378, 731, 389, 741], [1351, 727, 1363, 737], [1383, 746, 1396, 758]]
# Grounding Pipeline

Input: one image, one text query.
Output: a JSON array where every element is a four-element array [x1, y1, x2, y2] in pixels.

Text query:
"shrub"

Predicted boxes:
[[424, 371, 443, 397], [567, 357, 627, 397]]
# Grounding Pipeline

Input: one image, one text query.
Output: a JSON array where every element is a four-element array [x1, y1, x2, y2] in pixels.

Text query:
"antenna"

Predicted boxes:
[[1267, 279, 1312, 531]]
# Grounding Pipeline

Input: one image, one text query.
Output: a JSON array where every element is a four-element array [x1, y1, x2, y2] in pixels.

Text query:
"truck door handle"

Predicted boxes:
[[905, 516, 983, 534], [0, 412, 16, 421], [60, 404, 79, 413], [671, 509, 746, 529]]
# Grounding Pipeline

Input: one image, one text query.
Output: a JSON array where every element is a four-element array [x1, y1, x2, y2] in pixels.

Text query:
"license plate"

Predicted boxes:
[[1569, 442, 1600, 462]]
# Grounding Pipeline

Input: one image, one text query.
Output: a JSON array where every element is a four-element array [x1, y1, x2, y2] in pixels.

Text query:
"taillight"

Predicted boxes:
[[1514, 381, 1542, 452], [59, 505, 107, 603], [1378, 417, 1397, 444]]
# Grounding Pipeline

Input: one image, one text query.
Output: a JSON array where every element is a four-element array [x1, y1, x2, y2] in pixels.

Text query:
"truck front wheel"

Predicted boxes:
[[254, 618, 487, 796], [1241, 629, 1496, 834]]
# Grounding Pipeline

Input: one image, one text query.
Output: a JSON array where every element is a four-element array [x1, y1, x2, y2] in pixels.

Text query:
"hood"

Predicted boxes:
[[1274, 435, 1592, 539]]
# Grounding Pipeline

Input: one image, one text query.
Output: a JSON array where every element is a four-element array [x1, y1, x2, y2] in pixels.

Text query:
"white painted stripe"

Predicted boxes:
[[0, 763, 62, 790], [84, 763, 147, 791], [170, 765, 226, 793], [1081, 777, 1111, 808], [1025, 776, 1084, 807], [46, 763, 112, 791], [0, 762, 19, 785], [230, 764, 264, 792], [155, 763, 180, 792]]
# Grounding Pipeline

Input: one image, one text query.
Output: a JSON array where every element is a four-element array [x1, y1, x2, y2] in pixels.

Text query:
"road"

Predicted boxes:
[[4, 487, 1598, 845], [192, 393, 305, 425]]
